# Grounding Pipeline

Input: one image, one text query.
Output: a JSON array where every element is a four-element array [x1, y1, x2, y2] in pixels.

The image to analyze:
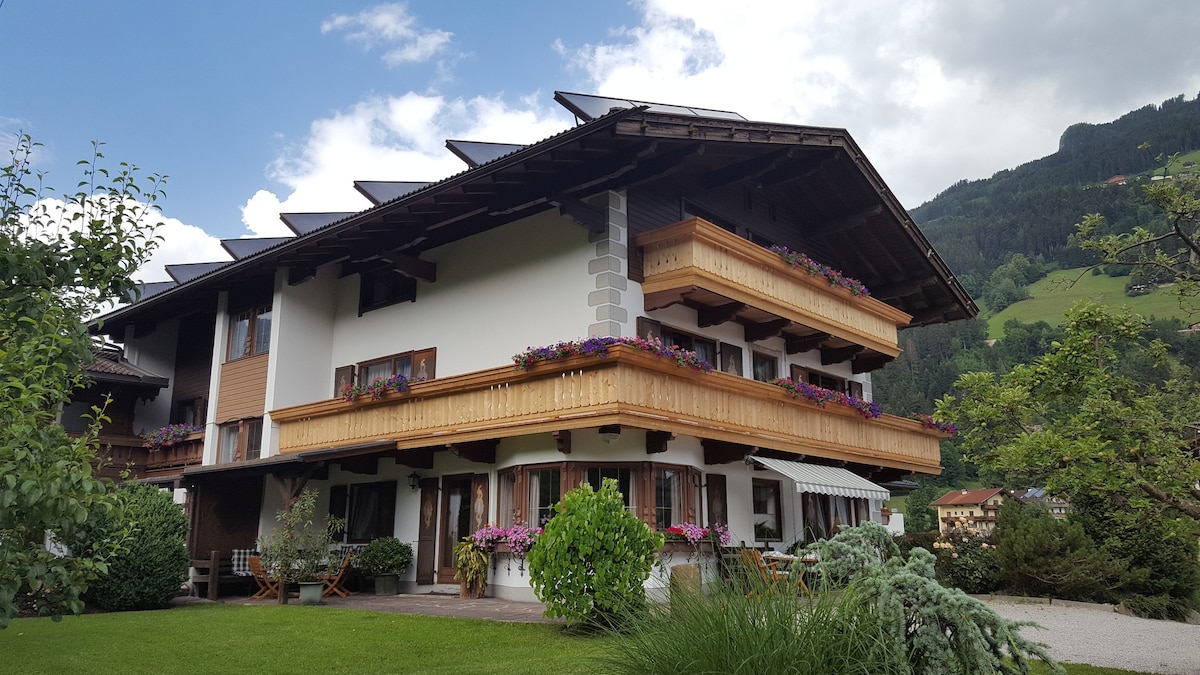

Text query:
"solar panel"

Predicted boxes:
[[445, 140, 524, 168], [554, 91, 746, 122], [221, 237, 292, 260], [280, 212, 356, 235], [165, 262, 229, 284], [353, 181, 430, 205]]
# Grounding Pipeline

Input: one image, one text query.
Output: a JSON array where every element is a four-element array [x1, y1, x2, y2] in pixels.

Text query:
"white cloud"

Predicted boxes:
[[322, 3, 453, 65], [137, 214, 231, 283], [239, 92, 568, 237], [559, 0, 1200, 208]]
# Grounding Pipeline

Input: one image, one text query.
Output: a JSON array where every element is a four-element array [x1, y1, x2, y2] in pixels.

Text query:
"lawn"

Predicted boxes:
[[985, 268, 1195, 339], [0, 603, 1152, 674]]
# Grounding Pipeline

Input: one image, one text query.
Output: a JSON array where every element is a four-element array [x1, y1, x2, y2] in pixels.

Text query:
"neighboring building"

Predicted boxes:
[[85, 91, 976, 600], [930, 488, 1008, 534], [1012, 487, 1071, 519], [1105, 175, 1127, 187]]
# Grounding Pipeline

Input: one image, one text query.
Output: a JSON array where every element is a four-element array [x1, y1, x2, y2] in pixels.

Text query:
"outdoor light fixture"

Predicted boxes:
[[408, 471, 422, 490], [598, 424, 621, 444]]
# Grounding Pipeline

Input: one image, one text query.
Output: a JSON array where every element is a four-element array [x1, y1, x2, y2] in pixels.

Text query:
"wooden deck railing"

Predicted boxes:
[[272, 346, 943, 474], [635, 218, 911, 357]]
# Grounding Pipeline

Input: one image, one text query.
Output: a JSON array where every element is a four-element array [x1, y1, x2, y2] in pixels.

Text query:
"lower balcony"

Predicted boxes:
[[271, 345, 944, 475]]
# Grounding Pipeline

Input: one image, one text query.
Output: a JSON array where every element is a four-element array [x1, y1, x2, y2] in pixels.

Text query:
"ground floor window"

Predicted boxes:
[[801, 493, 870, 541], [330, 481, 397, 543], [498, 461, 701, 530], [752, 479, 782, 540]]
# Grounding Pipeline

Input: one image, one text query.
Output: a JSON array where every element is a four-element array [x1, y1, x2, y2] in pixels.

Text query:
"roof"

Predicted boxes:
[[92, 91, 977, 338], [85, 348, 169, 388], [930, 488, 1006, 507]]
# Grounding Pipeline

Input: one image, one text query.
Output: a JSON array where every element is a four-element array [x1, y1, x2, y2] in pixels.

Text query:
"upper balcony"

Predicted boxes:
[[271, 345, 944, 475], [635, 218, 912, 372]]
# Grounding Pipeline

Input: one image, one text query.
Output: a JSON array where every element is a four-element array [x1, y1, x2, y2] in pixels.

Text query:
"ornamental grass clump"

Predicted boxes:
[[602, 573, 898, 674]]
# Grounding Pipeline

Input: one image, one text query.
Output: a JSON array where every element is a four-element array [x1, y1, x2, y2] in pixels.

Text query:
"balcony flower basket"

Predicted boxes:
[[141, 423, 203, 451], [660, 522, 730, 559], [339, 373, 412, 403], [770, 378, 882, 419], [911, 413, 958, 436], [513, 336, 713, 372], [765, 244, 870, 297]]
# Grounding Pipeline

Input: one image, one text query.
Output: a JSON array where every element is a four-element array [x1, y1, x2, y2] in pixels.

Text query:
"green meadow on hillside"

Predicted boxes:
[[984, 268, 1197, 339]]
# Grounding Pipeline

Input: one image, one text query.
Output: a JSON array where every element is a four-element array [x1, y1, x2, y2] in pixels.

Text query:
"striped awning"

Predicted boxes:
[[749, 456, 890, 501]]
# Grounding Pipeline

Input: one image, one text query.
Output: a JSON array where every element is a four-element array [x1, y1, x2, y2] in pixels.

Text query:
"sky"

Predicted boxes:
[[6, 1, 1200, 282]]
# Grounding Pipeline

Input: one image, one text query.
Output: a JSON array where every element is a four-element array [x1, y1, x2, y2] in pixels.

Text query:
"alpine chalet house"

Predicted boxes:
[[89, 92, 976, 599]]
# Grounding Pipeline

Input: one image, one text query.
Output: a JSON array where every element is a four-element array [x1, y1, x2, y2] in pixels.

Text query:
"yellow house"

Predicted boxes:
[[930, 488, 1007, 534]]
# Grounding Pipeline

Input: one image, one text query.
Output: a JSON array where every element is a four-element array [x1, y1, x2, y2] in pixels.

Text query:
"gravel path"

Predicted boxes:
[[982, 597, 1200, 674]]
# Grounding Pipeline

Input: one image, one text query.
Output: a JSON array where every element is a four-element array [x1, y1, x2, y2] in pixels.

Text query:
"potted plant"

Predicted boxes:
[[358, 536, 413, 595], [453, 539, 488, 599], [258, 488, 343, 605]]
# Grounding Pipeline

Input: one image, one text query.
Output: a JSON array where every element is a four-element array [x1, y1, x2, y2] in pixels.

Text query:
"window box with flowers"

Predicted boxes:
[[660, 522, 731, 559], [142, 423, 204, 451], [470, 523, 542, 576]]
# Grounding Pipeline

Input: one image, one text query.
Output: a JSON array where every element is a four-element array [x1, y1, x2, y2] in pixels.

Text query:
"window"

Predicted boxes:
[[801, 492, 869, 542], [218, 418, 263, 463], [661, 327, 717, 371], [528, 467, 561, 526], [330, 481, 397, 543], [227, 306, 271, 360], [752, 351, 777, 382], [585, 466, 638, 512], [359, 268, 416, 315], [356, 348, 436, 386], [753, 479, 782, 540], [654, 468, 685, 529]]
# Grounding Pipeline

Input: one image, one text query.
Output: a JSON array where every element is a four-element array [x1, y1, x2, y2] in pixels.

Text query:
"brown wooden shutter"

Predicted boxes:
[[415, 478, 438, 584]]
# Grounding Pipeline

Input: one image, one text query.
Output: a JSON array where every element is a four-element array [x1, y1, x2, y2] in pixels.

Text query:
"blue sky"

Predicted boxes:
[[6, 1, 1200, 280]]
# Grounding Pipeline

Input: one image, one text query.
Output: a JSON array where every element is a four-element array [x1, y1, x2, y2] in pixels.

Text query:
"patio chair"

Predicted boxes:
[[740, 549, 809, 594], [248, 555, 279, 601], [321, 550, 355, 598]]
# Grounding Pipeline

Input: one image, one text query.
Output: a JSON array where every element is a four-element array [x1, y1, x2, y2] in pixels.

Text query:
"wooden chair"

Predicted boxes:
[[741, 549, 809, 594], [321, 551, 355, 598], [248, 555, 279, 601]]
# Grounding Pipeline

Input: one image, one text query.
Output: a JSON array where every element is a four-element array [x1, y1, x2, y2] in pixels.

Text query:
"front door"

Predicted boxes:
[[436, 474, 488, 582]]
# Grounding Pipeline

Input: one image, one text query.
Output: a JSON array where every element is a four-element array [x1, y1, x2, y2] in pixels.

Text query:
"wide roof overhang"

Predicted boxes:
[[93, 105, 975, 339]]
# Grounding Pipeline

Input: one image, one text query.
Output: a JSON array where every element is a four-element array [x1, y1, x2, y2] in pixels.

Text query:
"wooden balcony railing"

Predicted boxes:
[[145, 433, 205, 475], [272, 345, 943, 474], [635, 218, 911, 359]]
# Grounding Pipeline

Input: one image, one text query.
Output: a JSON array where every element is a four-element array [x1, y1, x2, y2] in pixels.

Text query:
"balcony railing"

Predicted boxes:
[[635, 218, 911, 360], [145, 433, 205, 474], [272, 345, 943, 474]]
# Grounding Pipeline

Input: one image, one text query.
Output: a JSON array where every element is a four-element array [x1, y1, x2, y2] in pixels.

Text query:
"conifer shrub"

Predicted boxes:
[[81, 484, 189, 611], [526, 479, 663, 629], [802, 522, 1062, 674]]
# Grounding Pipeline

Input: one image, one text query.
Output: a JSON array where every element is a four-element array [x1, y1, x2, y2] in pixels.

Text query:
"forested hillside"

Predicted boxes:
[[910, 94, 1200, 303], [871, 93, 1200, 502]]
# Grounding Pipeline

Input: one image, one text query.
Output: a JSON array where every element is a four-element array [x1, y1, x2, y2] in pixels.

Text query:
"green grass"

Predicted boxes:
[[0, 603, 1153, 674], [985, 268, 1195, 339], [0, 604, 600, 674]]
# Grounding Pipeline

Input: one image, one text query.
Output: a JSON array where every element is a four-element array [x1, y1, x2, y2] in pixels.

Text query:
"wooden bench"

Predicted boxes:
[[189, 550, 252, 600]]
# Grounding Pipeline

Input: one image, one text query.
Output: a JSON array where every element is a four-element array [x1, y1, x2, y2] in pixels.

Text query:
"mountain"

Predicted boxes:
[[910, 93, 1200, 300]]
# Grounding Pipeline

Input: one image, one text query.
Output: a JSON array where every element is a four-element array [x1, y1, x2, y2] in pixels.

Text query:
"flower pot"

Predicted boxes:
[[298, 580, 325, 605], [459, 580, 486, 599], [373, 573, 400, 596]]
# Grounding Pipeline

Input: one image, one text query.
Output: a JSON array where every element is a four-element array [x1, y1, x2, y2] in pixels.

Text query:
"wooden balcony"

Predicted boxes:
[[272, 345, 943, 474], [635, 218, 911, 370], [145, 433, 205, 476]]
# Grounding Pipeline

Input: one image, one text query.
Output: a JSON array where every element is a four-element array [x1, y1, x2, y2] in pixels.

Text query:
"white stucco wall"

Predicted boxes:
[[124, 318, 180, 435]]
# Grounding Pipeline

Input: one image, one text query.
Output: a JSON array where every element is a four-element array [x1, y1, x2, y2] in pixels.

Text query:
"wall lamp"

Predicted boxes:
[[408, 471, 422, 490], [598, 424, 622, 444]]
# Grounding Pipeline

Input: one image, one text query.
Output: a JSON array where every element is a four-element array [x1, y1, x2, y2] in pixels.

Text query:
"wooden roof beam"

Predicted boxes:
[[821, 344, 864, 365], [745, 318, 791, 343], [697, 301, 745, 327]]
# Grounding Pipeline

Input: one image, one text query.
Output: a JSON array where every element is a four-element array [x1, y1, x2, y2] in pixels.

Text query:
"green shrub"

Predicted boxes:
[[357, 537, 412, 576], [81, 484, 189, 611], [526, 479, 663, 628], [992, 501, 1126, 601], [602, 574, 900, 674], [933, 533, 1002, 594], [894, 531, 938, 558]]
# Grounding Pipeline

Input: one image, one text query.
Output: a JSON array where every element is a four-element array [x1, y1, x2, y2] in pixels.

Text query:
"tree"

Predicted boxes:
[[936, 301, 1200, 523], [0, 135, 163, 626], [1075, 147, 1200, 312]]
